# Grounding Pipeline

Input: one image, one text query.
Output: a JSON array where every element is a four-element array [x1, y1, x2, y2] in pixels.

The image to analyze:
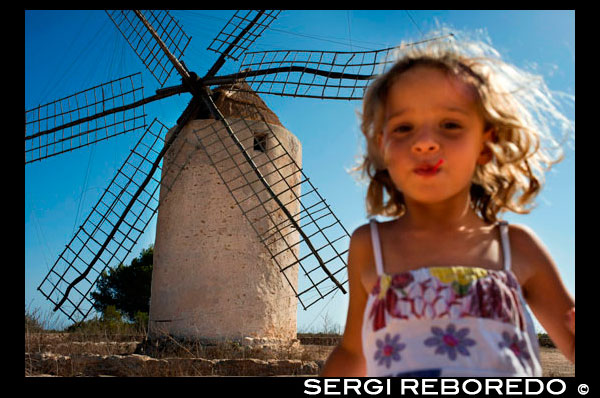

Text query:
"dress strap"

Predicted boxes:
[[497, 220, 512, 271], [369, 219, 385, 275]]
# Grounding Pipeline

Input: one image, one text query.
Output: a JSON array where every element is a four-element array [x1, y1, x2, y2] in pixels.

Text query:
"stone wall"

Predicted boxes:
[[149, 118, 301, 342]]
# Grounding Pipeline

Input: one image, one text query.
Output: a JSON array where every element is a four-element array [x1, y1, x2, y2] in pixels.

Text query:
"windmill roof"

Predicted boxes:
[[211, 81, 283, 127]]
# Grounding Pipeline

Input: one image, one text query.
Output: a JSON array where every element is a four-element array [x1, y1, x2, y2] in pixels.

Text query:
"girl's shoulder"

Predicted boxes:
[[505, 222, 556, 289], [349, 219, 397, 257], [505, 222, 543, 247], [349, 222, 382, 296], [349, 222, 375, 255], [348, 222, 379, 273], [505, 222, 550, 267]]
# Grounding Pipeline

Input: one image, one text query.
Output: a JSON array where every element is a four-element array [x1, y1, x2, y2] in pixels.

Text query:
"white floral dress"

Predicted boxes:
[[361, 219, 542, 377]]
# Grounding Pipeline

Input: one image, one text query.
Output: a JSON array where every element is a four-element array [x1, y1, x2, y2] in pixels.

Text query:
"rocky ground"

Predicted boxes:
[[25, 333, 574, 377]]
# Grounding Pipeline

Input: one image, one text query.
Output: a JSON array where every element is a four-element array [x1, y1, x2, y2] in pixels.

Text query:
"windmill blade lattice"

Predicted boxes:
[[186, 95, 350, 309], [234, 47, 396, 100], [207, 10, 281, 62], [37, 119, 170, 322], [106, 10, 192, 87], [25, 73, 147, 164]]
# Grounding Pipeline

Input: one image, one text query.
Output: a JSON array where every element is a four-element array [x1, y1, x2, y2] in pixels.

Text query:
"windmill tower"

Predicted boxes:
[[149, 82, 302, 343], [26, 10, 406, 344]]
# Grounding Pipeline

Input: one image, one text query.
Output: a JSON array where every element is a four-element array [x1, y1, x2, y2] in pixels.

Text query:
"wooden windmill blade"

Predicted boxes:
[[106, 10, 193, 87], [25, 10, 198, 165], [37, 119, 171, 321], [231, 47, 396, 100], [192, 83, 350, 310], [207, 10, 281, 62], [24, 73, 150, 164]]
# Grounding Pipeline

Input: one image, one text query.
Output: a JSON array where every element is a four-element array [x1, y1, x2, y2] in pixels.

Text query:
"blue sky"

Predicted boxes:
[[25, 10, 574, 334]]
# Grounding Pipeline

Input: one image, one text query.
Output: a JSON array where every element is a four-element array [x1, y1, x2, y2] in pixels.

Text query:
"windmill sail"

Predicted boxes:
[[106, 10, 192, 87], [233, 47, 395, 99], [37, 119, 170, 322], [25, 73, 147, 164], [207, 10, 282, 62]]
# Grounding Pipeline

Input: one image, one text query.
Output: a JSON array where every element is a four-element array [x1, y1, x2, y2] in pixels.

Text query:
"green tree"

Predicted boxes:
[[91, 245, 153, 322]]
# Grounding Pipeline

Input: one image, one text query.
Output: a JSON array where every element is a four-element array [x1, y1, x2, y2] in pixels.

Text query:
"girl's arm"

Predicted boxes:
[[510, 224, 575, 363], [320, 224, 371, 376]]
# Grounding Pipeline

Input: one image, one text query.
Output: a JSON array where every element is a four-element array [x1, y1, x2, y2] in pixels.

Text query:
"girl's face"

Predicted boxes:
[[377, 66, 493, 205]]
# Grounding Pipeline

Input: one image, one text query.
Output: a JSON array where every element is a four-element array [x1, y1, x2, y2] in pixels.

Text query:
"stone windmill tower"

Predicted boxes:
[[149, 82, 302, 343], [28, 10, 401, 343]]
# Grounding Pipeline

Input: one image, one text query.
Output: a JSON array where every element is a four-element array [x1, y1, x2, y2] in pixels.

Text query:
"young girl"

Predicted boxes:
[[320, 30, 574, 377]]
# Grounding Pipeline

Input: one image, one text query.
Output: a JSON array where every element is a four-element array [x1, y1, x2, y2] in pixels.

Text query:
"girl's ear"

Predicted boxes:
[[477, 128, 496, 165]]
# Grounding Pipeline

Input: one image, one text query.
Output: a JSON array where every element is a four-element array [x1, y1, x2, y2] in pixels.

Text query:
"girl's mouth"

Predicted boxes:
[[414, 159, 444, 176], [415, 168, 441, 177]]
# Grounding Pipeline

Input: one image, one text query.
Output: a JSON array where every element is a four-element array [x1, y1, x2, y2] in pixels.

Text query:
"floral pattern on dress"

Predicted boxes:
[[498, 331, 532, 367], [424, 323, 476, 361], [367, 267, 526, 332], [399, 277, 463, 319], [468, 270, 526, 330], [369, 273, 414, 331], [429, 266, 488, 285], [430, 266, 488, 298], [374, 333, 406, 369]]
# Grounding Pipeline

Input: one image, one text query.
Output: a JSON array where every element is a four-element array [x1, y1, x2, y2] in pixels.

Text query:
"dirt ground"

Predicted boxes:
[[538, 346, 575, 377]]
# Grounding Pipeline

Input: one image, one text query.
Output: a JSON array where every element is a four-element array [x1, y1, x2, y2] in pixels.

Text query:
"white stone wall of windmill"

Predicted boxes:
[[148, 82, 302, 345]]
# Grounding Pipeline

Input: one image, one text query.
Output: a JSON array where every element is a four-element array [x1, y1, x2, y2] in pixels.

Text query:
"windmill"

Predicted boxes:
[[26, 10, 401, 343]]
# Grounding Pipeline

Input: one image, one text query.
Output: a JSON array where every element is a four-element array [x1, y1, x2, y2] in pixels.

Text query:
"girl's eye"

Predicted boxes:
[[392, 125, 412, 133], [442, 122, 462, 130], [388, 122, 462, 135]]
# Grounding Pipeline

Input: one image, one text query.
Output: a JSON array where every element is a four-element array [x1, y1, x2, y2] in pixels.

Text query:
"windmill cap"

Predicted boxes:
[[212, 80, 283, 127]]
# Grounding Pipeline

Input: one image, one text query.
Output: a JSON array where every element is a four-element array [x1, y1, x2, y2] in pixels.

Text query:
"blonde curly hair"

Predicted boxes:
[[351, 28, 573, 223]]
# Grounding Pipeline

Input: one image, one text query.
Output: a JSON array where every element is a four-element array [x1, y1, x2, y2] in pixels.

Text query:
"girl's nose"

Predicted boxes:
[[411, 134, 440, 154]]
